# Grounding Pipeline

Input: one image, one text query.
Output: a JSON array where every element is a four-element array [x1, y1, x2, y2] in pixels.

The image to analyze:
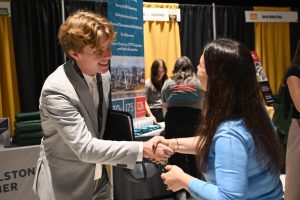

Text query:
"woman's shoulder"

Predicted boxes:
[[163, 78, 175, 85], [191, 75, 201, 85], [145, 79, 155, 89], [286, 65, 300, 79], [183, 75, 201, 85], [145, 79, 151, 85], [214, 120, 253, 145]]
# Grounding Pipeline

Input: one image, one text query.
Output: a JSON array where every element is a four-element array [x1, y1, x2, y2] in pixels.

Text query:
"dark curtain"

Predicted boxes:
[[215, 6, 254, 50], [179, 4, 214, 69], [64, 0, 107, 17], [11, 0, 63, 112], [179, 5, 254, 68], [11, 0, 108, 113]]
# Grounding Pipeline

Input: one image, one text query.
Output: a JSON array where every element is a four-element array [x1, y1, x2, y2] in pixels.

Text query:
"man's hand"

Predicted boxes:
[[143, 136, 173, 164]]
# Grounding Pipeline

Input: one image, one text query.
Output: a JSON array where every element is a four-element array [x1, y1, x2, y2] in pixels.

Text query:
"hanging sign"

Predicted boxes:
[[143, 8, 181, 22], [250, 51, 275, 106], [245, 11, 298, 23], [0, 2, 10, 16]]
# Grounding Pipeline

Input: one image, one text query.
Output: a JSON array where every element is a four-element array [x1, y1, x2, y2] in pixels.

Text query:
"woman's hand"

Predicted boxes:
[[161, 165, 193, 192], [152, 136, 169, 149], [150, 114, 157, 123], [152, 136, 178, 152]]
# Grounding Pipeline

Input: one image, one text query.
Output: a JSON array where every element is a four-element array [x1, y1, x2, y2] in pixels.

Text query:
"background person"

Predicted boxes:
[[32, 11, 173, 200], [155, 38, 283, 200], [145, 58, 168, 123], [284, 39, 300, 200]]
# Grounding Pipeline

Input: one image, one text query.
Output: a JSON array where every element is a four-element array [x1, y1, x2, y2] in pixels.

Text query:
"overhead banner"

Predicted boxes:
[[245, 11, 298, 23], [251, 51, 275, 106], [108, 1, 146, 118]]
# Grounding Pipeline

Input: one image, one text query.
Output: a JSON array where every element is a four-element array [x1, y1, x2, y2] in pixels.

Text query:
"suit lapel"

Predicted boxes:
[[64, 60, 99, 136]]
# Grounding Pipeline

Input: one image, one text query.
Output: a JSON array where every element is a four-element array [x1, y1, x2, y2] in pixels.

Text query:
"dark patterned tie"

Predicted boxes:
[[96, 73, 103, 134]]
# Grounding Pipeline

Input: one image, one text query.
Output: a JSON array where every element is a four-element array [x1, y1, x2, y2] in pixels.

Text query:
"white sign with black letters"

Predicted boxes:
[[245, 11, 298, 23], [0, 145, 39, 200]]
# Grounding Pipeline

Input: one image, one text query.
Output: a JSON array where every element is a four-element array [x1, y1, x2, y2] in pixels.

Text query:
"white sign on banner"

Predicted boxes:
[[0, 2, 11, 17], [143, 8, 181, 22], [245, 11, 298, 23]]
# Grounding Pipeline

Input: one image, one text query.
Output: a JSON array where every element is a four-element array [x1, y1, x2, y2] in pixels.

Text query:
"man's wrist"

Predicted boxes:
[[142, 140, 152, 159], [137, 142, 143, 161]]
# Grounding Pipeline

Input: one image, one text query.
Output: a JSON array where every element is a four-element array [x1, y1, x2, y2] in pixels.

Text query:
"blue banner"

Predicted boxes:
[[108, 0, 145, 105], [123, 98, 135, 118], [108, 0, 144, 57], [112, 99, 124, 111]]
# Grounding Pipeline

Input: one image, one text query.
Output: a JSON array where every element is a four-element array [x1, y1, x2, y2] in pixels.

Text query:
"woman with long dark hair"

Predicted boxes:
[[153, 38, 283, 199], [145, 58, 168, 122]]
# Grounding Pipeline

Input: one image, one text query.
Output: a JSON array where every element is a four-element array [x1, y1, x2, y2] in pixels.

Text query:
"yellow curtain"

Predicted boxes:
[[254, 7, 291, 93], [143, 2, 181, 79], [0, 3, 20, 136]]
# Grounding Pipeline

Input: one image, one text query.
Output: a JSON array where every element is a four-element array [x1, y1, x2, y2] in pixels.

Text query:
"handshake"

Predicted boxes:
[[142, 136, 178, 164], [142, 136, 194, 192]]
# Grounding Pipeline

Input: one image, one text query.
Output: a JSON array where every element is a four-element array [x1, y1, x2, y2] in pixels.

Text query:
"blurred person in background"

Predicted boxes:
[[284, 39, 300, 200], [145, 58, 168, 123]]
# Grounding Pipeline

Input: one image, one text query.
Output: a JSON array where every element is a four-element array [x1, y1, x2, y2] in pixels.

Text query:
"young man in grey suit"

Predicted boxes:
[[33, 11, 173, 200]]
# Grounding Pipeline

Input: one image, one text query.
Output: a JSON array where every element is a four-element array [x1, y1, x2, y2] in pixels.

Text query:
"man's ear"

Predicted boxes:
[[68, 50, 79, 60]]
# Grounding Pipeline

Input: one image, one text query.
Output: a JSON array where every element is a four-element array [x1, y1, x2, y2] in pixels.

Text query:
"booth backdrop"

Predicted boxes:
[[1, 1, 300, 135]]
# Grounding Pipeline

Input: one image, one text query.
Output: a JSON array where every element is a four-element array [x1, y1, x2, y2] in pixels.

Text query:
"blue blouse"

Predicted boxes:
[[188, 120, 283, 200]]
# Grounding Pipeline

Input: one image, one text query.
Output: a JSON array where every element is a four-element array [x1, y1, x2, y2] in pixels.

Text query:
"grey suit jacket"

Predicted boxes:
[[33, 60, 140, 200]]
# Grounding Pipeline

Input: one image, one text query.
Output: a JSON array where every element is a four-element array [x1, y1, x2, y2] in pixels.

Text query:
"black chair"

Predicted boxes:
[[104, 109, 172, 199], [103, 109, 135, 141]]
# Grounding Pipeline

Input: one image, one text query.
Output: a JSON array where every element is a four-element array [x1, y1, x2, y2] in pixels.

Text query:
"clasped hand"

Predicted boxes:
[[143, 136, 173, 164]]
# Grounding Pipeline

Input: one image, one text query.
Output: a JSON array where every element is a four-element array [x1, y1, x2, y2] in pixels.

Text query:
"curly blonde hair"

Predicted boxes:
[[58, 10, 116, 55]]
